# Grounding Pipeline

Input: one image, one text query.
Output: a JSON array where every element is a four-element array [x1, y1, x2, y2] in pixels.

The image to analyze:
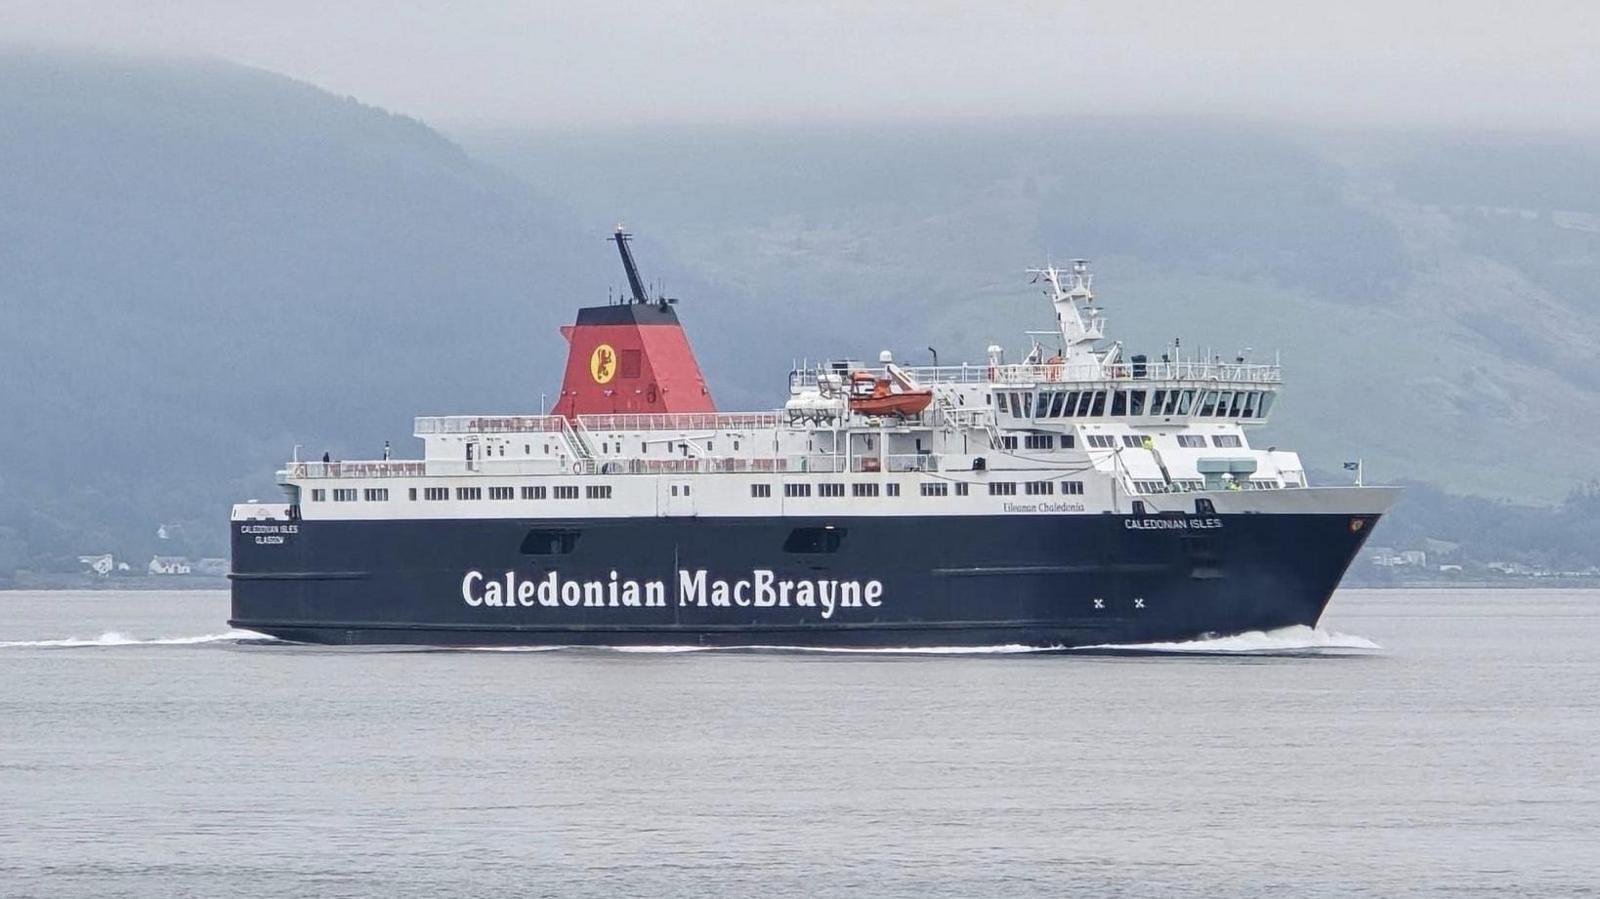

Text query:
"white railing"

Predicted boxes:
[[414, 414, 569, 435], [287, 461, 428, 479], [577, 412, 784, 432], [901, 360, 1282, 385]]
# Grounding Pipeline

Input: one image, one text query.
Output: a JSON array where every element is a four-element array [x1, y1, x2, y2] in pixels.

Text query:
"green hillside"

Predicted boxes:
[[462, 123, 1600, 503], [3, 48, 1598, 581]]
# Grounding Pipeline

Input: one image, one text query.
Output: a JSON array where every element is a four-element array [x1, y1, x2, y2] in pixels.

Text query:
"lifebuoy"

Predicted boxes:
[[572, 462, 582, 474]]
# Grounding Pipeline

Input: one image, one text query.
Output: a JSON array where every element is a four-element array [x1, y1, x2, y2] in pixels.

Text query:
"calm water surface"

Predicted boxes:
[[1, 588, 1595, 898]]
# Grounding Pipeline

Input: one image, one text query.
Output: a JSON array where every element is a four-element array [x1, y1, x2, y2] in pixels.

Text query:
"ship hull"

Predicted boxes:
[[230, 510, 1380, 647]]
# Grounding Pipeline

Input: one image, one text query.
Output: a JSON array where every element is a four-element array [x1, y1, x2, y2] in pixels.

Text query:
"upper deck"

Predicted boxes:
[[270, 258, 1307, 509]]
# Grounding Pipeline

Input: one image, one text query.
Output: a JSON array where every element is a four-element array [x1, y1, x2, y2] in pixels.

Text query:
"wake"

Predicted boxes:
[[1082, 625, 1380, 654], [0, 629, 271, 649], [466, 627, 1378, 656]]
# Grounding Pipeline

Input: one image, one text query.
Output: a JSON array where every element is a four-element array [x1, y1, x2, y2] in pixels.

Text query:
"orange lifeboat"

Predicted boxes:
[[847, 370, 934, 418]]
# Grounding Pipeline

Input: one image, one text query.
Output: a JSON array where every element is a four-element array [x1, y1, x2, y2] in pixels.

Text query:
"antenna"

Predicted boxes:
[[609, 225, 650, 304]]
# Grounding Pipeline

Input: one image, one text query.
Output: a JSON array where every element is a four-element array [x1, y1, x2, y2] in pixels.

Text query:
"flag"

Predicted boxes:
[[1343, 461, 1361, 471]]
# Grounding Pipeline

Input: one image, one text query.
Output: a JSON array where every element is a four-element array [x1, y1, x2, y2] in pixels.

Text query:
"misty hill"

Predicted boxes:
[[4, 49, 1598, 579], [462, 123, 1600, 504], [0, 50, 757, 576]]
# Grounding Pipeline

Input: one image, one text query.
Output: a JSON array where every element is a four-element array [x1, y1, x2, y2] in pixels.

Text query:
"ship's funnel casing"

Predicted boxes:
[[555, 303, 715, 417]]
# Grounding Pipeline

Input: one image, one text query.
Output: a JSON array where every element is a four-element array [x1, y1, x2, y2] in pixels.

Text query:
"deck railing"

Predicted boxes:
[[792, 360, 1282, 387], [577, 412, 784, 432], [287, 461, 428, 479], [413, 414, 569, 435], [901, 360, 1282, 385]]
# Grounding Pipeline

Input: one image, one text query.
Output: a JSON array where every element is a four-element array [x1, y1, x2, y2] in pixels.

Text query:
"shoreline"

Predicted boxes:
[[1, 575, 229, 591]]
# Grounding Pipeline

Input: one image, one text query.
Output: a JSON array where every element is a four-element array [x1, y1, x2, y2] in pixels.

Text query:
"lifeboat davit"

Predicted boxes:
[[846, 369, 934, 418]]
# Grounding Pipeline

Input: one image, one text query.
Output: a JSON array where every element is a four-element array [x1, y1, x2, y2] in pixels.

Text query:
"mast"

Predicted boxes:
[[1027, 259, 1106, 366], [610, 226, 650, 304]]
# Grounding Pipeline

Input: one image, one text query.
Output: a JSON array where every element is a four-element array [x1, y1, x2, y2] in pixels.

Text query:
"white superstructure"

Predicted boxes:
[[246, 263, 1354, 524]]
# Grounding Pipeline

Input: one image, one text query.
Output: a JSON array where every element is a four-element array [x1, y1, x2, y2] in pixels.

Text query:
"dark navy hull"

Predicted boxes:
[[229, 511, 1379, 647]]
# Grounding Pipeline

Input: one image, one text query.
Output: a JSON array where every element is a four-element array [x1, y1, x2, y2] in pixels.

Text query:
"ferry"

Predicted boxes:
[[229, 228, 1396, 647]]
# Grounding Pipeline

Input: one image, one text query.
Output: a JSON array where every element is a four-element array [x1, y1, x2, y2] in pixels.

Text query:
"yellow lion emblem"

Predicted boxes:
[[589, 344, 617, 384]]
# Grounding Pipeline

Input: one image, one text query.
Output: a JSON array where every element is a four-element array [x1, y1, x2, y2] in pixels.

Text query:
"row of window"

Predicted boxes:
[[1079, 433, 1243, 450], [1131, 478, 1281, 495], [997, 388, 1274, 421], [316, 480, 1091, 503], [994, 434, 1077, 450], [310, 485, 612, 502], [758, 480, 1084, 498]]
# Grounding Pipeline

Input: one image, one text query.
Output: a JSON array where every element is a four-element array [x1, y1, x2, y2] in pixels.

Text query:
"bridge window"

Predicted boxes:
[[784, 483, 811, 498], [1258, 393, 1275, 417], [1150, 390, 1166, 416], [1198, 391, 1219, 416], [522, 486, 545, 500], [920, 482, 949, 497], [988, 482, 1017, 496], [1213, 434, 1243, 448], [996, 393, 1009, 413], [1242, 392, 1260, 418], [1110, 390, 1127, 416], [1025, 481, 1053, 495], [1228, 392, 1245, 417], [1177, 435, 1207, 448], [1089, 391, 1107, 416], [1061, 391, 1079, 417], [1175, 390, 1194, 415], [1130, 390, 1147, 416], [1049, 392, 1068, 417]]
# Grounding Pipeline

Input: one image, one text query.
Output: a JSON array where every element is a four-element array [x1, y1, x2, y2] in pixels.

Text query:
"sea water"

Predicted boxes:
[[0, 588, 1595, 897]]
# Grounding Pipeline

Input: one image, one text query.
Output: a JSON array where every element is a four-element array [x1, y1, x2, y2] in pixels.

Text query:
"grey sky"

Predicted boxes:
[[5, 0, 1598, 130]]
